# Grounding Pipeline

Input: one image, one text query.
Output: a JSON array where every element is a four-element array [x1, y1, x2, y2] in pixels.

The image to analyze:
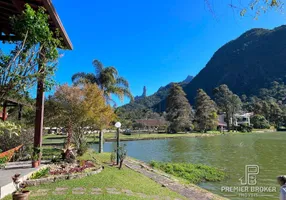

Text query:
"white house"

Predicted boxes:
[[218, 112, 253, 128]]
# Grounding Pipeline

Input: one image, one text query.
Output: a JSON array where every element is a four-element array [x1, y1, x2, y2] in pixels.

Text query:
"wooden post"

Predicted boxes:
[[34, 52, 45, 163], [2, 101, 7, 121], [18, 105, 23, 121]]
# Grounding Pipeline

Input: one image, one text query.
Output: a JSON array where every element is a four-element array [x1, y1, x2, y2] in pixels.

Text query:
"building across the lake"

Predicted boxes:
[[135, 119, 167, 130], [218, 112, 253, 128]]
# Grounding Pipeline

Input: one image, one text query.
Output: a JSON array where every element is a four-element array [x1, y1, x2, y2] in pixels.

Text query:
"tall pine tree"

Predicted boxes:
[[213, 84, 242, 131], [195, 89, 217, 132], [166, 84, 193, 133]]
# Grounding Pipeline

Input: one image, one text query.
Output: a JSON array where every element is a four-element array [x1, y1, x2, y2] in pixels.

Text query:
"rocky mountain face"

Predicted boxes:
[[122, 75, 194, 112]]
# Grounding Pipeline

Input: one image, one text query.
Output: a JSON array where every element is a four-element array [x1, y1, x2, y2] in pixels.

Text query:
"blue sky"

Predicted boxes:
[[22, 1, 286, 105]]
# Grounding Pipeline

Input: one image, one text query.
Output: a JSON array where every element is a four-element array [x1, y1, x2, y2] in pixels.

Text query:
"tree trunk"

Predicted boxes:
[[119, 158, 124, 170], [99, 130, 103, 153]]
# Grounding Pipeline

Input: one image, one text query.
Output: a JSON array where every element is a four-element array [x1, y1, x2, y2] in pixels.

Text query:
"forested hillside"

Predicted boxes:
[[185, 25, 286, 103]]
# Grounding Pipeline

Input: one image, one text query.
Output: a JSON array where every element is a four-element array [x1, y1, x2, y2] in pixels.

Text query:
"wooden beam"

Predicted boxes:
[[0, 5, 17, 13], [42, 0, 73, 49], [0, 1, 14, 7], [11, 0, 24, 12]]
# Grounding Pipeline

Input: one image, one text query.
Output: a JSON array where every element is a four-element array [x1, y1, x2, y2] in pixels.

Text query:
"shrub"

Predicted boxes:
[[251, 114, 270, 129], [150, 161, 226, 184], [77, 139, 89, 156], [110, 150, 116, 163], [0, 127, 34, 161], [237, 124, 253, 132], [0, 156, 8, 169], [30, 167, 50, 179]]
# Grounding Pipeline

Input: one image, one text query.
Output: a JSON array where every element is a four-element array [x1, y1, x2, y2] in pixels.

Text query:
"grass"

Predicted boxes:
[[42, 132, 220, 146], [42, 129, 276, 146], [42, 146, 62, 160], [3, 152, 186, 200], [150, 161, 226, 184]]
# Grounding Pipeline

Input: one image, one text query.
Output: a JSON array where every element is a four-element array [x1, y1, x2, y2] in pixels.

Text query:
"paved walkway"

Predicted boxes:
[[124, 159, 228, 200], [0, 161, 47, 199]]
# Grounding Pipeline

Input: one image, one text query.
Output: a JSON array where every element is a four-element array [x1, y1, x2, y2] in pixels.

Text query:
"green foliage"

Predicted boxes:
[[195, 89, 218, 132], [77, 138, 89, 156], [0, 156, 8, 169], [0, 4, 61, 101], [30, 167, 50, 179], [166, 84, 193, 133], [110, 150, 116, 163], [184, 26, 286, 105], [118, 144, 127, 161], [72, 59, 133, 105], [119, 77, 193, 119], [150, 161, 226, 184], [237, 124, 253, 133], [213, 84, 242, 130], [251, 114, 270, 129], [32, 147, 42, 161], [0, 121, 21, 136]]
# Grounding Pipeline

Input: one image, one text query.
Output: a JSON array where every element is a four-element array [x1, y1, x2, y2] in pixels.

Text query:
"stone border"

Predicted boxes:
[[125, 158, 228, 200], [24, 167, 103, 186]]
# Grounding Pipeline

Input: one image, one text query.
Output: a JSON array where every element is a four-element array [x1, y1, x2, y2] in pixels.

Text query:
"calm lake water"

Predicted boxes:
[[91, 132, 286, 200]]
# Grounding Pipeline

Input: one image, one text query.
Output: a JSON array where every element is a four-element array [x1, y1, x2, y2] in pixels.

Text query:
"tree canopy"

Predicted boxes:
[[195, 89, 217, 132], [166, 84, 193, 133], [72, 59, 133, 105], [0, 4, 61, 102]]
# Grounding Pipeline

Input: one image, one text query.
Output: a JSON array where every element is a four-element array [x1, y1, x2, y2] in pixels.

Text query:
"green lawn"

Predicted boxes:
[[43, 129, 275, 147], [4, 153, 186, 200], [42, 132, 220, 146]]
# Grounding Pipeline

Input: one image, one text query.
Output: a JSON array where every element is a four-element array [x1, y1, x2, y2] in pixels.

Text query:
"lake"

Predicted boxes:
[[91, 132, 286, 200]]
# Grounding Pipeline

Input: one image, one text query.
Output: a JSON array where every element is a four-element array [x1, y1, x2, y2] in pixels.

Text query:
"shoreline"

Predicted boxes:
[[125, 157, 228, 200], [42, 130, 279, 146]]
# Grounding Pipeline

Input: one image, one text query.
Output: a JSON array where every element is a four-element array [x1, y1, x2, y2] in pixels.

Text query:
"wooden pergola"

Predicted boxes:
[[0, 0, 72, 161], [1, 98, 31, 121]]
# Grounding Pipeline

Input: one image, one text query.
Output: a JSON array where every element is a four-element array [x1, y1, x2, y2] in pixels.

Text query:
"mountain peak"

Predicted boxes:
[[182, 75, 194, 84]]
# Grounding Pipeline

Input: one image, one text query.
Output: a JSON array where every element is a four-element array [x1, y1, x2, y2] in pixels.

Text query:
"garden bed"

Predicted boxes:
[[25, 161, 103, 186]]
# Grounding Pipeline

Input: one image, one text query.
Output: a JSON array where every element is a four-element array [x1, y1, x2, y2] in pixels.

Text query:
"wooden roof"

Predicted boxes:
[[0, 0, 72, 49], [136, 119, 167, 127]]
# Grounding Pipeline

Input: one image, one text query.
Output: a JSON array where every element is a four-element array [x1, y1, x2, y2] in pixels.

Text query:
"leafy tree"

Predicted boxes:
[[195, 89, 217, 132], [82, 84, 116, 153], [72, 60, 133, 105], [268, 100, 283, 128], [47, 84, 85, 155], [0, 5, 60, 102], [45, 84, 116, 154], [205, 0, 283, 19], [213, 85, 242, 131], [251, 115, 270, 129], [166, 84, 193, 133]]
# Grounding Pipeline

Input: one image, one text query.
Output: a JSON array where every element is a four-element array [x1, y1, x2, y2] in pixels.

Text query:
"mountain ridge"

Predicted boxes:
[[185, 25, 286, 104]]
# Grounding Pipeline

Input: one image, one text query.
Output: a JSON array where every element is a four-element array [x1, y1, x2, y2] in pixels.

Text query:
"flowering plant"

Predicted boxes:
[[12, 174, 26, 193]]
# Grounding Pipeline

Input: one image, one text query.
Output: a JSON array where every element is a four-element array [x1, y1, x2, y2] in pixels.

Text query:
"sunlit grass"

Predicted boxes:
[[3, 152, 186, 200]]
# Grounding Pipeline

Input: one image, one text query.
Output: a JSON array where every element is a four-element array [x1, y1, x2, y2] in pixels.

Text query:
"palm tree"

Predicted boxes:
[[72, 59, 133, 153], [72, 60, 133, 105]]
